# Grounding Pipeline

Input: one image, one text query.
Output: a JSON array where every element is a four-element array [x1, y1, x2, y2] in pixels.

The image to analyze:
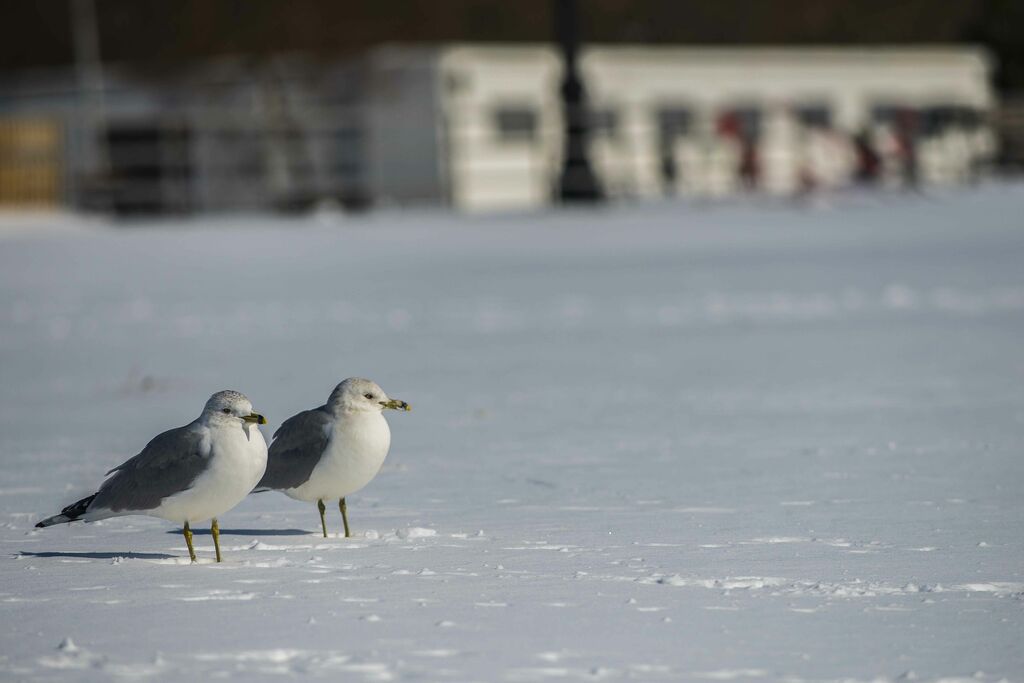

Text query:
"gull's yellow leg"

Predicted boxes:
[[317, 499, 328, 538], [211, 517, 222, 563], [339, 498, 351, 538], [183, 521, 197, 563]]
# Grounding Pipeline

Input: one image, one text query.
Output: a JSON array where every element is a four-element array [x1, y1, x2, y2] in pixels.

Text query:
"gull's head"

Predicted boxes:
[[202, 390, 267, 426], [328, 377, 410, 415]]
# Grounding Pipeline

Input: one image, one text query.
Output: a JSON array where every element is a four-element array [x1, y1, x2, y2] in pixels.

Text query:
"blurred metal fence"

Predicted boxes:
[[78, 106, 367, 215]]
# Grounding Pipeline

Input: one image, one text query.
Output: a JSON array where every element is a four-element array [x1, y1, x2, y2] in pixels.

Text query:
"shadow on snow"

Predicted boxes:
[[164, 528, 312, 536], [18, 550, 176, 560]]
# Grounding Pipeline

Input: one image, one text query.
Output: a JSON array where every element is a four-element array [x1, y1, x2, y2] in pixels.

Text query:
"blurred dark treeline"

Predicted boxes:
[[4, 0, 1024, 92]]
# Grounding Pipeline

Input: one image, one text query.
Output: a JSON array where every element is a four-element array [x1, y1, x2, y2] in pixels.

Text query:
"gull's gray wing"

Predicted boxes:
[[257, 406, 333, 490], [91, 424, 211, 513]]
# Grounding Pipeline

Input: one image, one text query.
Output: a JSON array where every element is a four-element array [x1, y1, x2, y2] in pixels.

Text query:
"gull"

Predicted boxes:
[[36, 391, 268, 563], [256, 378, 409, 537]]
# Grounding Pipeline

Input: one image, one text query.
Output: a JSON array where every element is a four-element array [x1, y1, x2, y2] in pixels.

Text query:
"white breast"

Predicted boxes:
[[286, 411, 391, 502], [152, 421, 268, 524]]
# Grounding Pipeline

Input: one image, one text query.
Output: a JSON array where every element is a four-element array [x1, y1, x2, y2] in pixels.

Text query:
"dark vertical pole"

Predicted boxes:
[[554, 0, 602, 203], [71, 0, 109, 210]]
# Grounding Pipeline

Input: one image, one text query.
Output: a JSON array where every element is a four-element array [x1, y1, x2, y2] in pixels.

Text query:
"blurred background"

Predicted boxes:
[[0, 0, 1022, 216]]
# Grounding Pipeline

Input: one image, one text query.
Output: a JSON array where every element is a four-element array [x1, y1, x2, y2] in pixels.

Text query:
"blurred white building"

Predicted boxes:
[[365, 45, 996, 211], [0, 44, 997, 213]]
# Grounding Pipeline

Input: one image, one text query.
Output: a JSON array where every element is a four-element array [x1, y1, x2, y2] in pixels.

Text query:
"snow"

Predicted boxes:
[[1, 186, 1023, 681]]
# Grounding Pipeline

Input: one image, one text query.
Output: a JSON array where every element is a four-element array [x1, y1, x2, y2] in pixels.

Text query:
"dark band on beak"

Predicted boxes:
[[243, 413, 267, 424], [380, 399, 410, 411]]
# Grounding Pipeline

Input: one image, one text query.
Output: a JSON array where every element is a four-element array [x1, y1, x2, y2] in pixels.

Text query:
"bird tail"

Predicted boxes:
[[35, 494, 97, 528]]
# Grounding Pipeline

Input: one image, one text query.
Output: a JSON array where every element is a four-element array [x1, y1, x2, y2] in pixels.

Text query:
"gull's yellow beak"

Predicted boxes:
[[243, 412, 267, 424], [380, 399, 410, 412]]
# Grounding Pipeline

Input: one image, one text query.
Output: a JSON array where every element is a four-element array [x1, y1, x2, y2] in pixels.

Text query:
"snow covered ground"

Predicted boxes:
[[0, 186, 1022, 682]]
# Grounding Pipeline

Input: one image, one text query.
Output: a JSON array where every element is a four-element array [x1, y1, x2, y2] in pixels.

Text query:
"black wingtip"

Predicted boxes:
[[37, 493, 97, 529]]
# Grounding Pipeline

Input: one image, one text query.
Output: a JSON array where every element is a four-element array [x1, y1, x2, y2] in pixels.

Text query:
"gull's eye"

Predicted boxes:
[[364, 393, 374, 400], [221, 408, 231, 414]]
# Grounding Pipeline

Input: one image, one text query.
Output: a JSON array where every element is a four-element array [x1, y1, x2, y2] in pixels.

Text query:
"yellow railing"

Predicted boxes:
[[0, 118, 62, 206]]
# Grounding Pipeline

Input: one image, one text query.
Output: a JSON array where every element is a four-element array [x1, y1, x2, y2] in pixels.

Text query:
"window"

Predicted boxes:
[[657, 108, 693, 142], [796, 105, 832, 129], [872, 105, 918, 126], [717, 106, 761, 140], [494, 106, 538, 142], [921, 105, 982, 137], [872, 105, 920, 136]]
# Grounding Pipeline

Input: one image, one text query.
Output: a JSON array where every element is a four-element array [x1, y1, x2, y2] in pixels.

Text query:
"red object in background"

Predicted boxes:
[[854, 132, 881, 184], [739, 140, 759, 188], [719, 110, 759, 189], [717, 112, 741, 138]]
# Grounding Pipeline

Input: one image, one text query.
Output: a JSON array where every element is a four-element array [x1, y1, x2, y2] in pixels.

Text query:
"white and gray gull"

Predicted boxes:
[[256, 378, 409, 537], [36, 390, 268, 563]]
